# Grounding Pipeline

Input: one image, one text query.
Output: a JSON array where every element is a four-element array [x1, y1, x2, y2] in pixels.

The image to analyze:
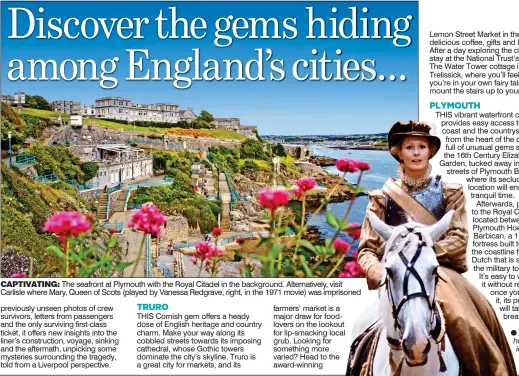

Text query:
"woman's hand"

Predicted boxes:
[[366, 262, 385, 289]]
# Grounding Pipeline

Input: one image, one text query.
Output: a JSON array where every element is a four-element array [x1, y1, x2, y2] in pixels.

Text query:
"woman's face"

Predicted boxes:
[[398, 136, 431, 173]]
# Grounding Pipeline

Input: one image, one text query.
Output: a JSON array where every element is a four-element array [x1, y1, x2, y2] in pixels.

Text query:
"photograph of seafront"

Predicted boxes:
[[1, 1, 417, 278]]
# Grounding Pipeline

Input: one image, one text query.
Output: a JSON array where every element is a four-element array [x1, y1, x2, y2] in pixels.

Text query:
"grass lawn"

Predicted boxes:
[[20, 107, 70, 120], [20, 108, 246, 141], [89, 119, 246, 140]]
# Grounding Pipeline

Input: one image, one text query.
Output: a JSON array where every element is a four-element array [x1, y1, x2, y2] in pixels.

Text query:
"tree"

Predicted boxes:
[[240, 139, 265, 160], [199, 110, 214, 124], [24, 95, 38, 109], [196, 120, 212, 129], [273, 143, 286, 157], [81, 162, 99, 183], [32, 96, 50, 110]]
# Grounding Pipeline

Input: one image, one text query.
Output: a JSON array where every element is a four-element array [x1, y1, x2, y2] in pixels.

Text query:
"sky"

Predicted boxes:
[[1, 1, 418, 135]]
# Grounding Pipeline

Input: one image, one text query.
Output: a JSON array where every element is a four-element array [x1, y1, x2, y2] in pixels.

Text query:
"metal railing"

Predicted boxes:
[[224, 171, 243, 203], [128, 139, 163, 146], [12, 154, 37, 169], [217, 233, 258, 246], [105, 183, 123, 219], [172, 233, 259, 249], [154, 259, 175, 278], [30, 173, 60, 184], [146, 234, 151, 278], [107, 183, 122, 194], [77, 182, 100, 191], [104, 222, 123, 233]]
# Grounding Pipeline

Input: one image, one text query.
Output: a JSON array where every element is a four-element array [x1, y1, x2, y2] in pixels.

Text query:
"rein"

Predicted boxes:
[[381, 228, 447, 374]]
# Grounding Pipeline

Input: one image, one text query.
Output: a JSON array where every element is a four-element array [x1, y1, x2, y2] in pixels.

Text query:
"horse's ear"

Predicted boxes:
[[367, 211, 393, 241], [428, 210, 455, 242]]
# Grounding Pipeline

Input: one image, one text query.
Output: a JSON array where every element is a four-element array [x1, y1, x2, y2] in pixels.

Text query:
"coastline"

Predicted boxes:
[[328, 146, 387, 151]]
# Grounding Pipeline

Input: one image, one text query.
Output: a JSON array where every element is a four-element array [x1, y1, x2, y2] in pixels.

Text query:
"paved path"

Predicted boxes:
[[204, 170, 215, 196], [109, 174, 167, 278], [219, 173, 231, 230], [112, 211, 146, 278], [155, 243, 262, 278]]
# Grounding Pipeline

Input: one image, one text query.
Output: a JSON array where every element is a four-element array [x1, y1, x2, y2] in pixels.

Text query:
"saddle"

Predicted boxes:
[[346, 321, 383, 376]]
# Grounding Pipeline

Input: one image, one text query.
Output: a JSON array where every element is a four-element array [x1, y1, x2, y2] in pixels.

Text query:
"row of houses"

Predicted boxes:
[[1, 92, 256, 133], [1, 92, 25, 105], [92, 96, 257, 132]]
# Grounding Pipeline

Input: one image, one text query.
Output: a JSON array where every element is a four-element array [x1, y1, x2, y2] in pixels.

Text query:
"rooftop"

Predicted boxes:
[[96, 144, 144, 153]]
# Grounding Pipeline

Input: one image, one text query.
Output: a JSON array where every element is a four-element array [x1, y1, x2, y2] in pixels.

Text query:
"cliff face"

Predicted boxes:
[[0, 163, 117, 277], [308, 155, 337, 167], [307, 171, 358, 205]]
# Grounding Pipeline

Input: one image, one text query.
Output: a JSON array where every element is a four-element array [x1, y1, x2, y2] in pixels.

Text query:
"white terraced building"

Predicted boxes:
[[79, 144, 153, 188], [94, 96, 180, 123]]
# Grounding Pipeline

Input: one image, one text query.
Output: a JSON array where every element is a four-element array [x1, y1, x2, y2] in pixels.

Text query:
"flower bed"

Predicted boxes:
[[168, 129, 214, 138]]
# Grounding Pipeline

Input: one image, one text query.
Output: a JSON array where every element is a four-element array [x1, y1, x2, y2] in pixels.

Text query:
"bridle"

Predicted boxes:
[[380, 228, 444, 350]]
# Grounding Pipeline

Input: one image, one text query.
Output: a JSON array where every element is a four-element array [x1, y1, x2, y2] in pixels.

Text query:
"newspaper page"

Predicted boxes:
[[1, 0, 518, 375]]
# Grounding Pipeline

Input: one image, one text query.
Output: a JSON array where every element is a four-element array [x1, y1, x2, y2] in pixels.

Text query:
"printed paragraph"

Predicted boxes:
[[135, 307, 261, 371], [0, 304, 119, 371], [0, 279, 368, 374], [436, 109, 519, 320], [429, 30, 519, 96], [272, 304, 344, 371]]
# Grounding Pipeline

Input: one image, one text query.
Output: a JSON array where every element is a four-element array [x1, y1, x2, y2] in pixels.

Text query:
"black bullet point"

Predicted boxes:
[[512, 330, 517, 336]]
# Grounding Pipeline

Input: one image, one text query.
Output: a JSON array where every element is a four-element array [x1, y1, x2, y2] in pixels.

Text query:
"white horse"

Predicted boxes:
[[349, 211, 460, 376]]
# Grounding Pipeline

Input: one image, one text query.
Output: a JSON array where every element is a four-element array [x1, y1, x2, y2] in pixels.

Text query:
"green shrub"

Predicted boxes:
[[241, 160, 259, 173], [1, 204, 48, 262], [81, 162, 99, 183], [241, 139, 266, 160], [21, 115, 47, 138]]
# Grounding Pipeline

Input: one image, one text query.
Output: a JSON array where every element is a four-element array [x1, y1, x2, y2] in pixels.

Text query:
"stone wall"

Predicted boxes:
[[79, 188, 103, 201], [53, 125, 244, 153], [107, 190, 121, 219], [284, 145, 313, 159], [161, 215, 189, 244], [235, 128, 256, 139]]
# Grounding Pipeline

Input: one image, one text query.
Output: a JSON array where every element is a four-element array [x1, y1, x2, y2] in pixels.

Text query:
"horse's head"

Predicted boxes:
[[367, 210, 454, 366]]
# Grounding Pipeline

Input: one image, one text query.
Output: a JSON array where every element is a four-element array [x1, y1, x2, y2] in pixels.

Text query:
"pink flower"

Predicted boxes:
[[346, 223, 362, 240], [86, 214, 96, 223], [356, 161, 371, 171], [43, 211, 92, 237], [259, 188, 289, 212], [194, 242, 214, 260], [211, 227, 222, 237], [339, 260, 365, 278], [9, 272, 27, 278], [333, 239, 350, 255], [292, 186, 303, 198], [296, 178, 317, 193], [335, 159, 359, 173], [193, 242, 224, 260], [128, 204, 167, 237], [211, 248, 224, 258], [236, 238, 245, 245]]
